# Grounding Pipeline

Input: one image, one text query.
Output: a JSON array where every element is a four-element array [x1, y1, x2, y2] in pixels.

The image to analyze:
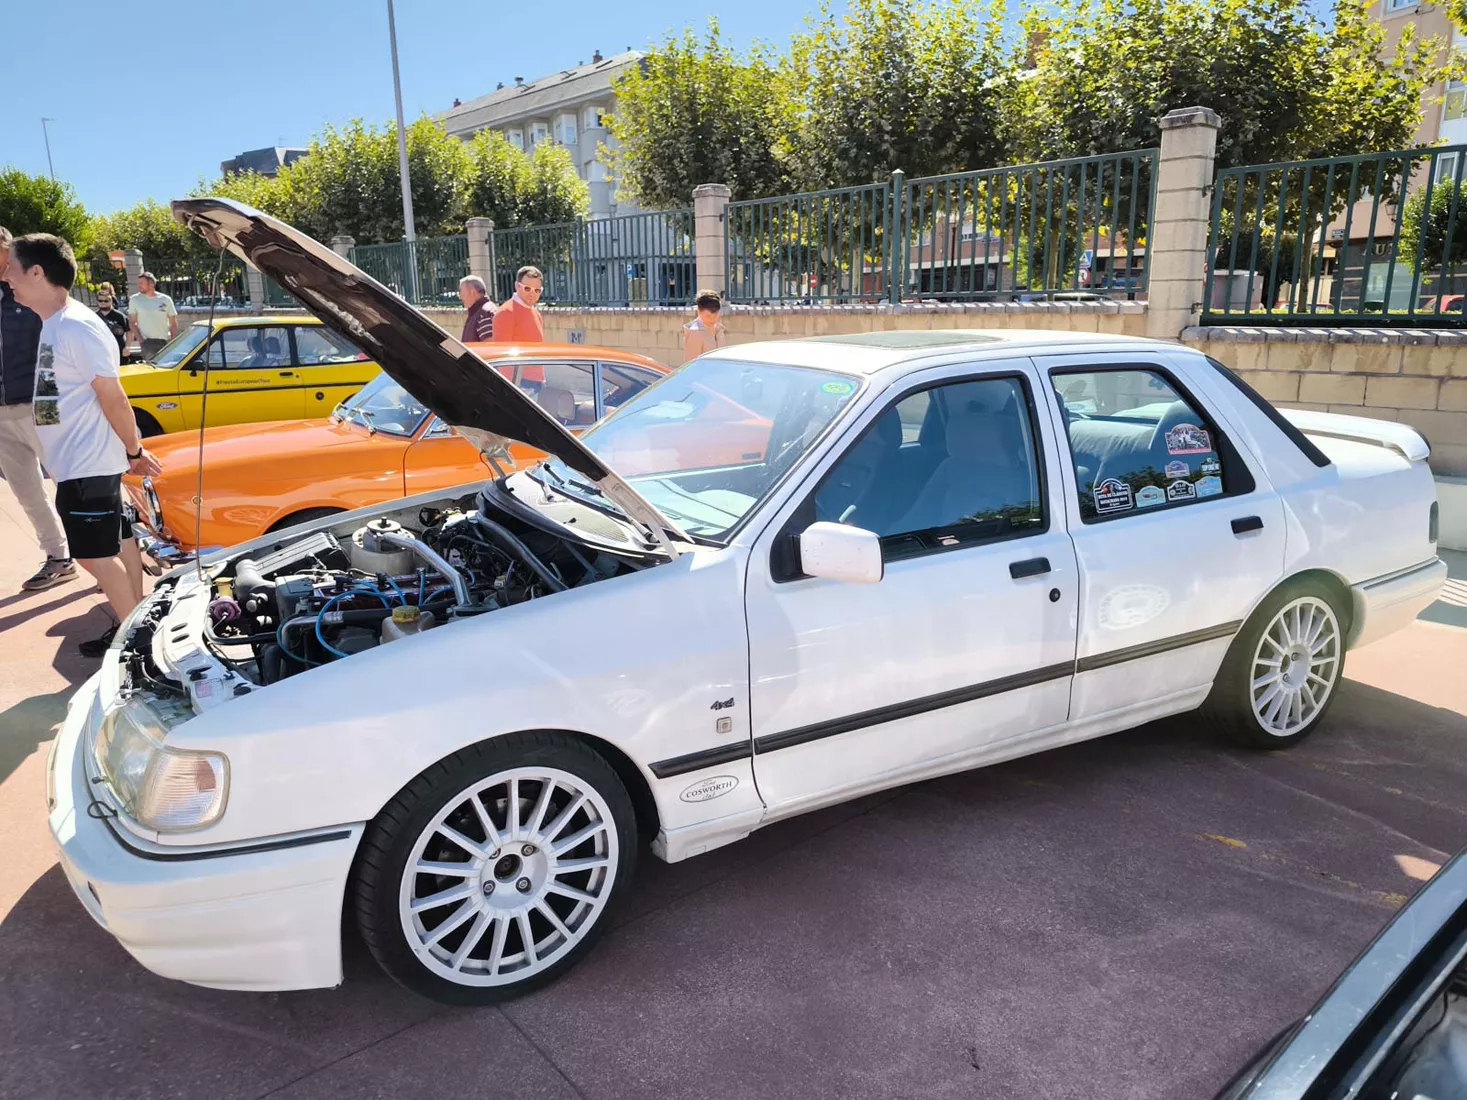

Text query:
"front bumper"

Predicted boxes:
[[47, 675, 362, 992], [1349, 556, 1449, 649], [131, 523, 220, 569]]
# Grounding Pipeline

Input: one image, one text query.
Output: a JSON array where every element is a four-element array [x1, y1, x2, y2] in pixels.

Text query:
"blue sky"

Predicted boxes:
[[0, 0, 830, 217]]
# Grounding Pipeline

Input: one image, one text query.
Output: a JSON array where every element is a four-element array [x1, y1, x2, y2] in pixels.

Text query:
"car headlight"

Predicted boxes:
[[94, 698, 229, 831]]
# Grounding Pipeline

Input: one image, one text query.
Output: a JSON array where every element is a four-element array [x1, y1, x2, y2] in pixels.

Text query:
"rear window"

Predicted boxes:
[[1207, 357, 1332, 468]]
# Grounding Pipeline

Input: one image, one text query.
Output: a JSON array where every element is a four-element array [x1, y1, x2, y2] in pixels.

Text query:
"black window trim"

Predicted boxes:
[[1047, 361, 1258, 525], [1205, 355, 1334, 468], [772, 368, 1053, 583]]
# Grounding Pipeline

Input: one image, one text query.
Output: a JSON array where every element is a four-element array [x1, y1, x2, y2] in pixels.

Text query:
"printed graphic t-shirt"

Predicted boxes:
[[128, 292, 177, 341], [33, 299, 128, 483]]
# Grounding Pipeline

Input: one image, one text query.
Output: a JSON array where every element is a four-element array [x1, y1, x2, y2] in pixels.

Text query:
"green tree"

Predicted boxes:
[[86, 199, 204, 268], [1004, 0, 1448, 171], [1398, 177, 1467, 272], [782, 0, 1009, 189], [463, 131, 589, 226], [0, 168, 91, 246], [607, 20, 794, 205], [521, 141, 592, 224]]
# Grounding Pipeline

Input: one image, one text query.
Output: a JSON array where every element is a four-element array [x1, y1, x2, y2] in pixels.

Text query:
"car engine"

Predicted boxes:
[[136, 489, 653, 692]]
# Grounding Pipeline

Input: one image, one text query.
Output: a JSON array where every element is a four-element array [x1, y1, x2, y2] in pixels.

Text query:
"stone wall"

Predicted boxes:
[[1183, 327, 1467, 476]]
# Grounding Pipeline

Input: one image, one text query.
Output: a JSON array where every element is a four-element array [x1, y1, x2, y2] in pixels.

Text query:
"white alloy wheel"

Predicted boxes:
[[398, 766, 620, 988], [1249, 595, 1341, 739]]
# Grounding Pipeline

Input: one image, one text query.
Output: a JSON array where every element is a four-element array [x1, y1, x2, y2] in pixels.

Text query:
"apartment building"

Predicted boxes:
[[437, 50, 643, 219], [1376, 0, 1466, 174]]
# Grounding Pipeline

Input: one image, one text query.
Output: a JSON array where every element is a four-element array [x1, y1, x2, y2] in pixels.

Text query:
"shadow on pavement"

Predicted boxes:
[[0, 688, 74, 788]]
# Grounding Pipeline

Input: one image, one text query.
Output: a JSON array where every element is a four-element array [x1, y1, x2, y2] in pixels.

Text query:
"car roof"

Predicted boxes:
[[461, 342, 667, 372], [706, 329, 1178, 375], [197, 315, 320, 329]]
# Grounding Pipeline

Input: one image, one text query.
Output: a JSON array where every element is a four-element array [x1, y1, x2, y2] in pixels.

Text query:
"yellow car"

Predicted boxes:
[[122, 315, 380, 436]]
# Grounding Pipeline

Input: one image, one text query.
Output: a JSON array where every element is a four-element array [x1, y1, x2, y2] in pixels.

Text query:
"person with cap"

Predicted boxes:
[[127, 271, 177, 360]]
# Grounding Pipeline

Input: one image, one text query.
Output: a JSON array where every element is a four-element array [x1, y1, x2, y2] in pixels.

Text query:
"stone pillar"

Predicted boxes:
[[121, 249, 144, 295], [330, 235, 355, 259], [693, 183, 731, 294], [466, 217, 494, 295], [245, 265, 267, 312], [1147, 107, 1220, 342]]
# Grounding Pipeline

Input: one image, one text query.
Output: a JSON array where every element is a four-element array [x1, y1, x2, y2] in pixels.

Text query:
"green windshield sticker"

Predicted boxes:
[[822, 380, 855, 395]]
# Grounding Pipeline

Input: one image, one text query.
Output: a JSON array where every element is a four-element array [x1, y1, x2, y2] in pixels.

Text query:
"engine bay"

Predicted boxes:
[[120, 486, 658, 706]]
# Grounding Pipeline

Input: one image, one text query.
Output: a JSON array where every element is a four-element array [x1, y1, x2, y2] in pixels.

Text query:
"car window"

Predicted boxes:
[[529, 362, 596, 427], [203, 327, 288, 370], [293, 326, 367, 365], [338, 373, 430, 437], [599, 364, 660, 414], [1052, 367, 1235, 521], [813, 375, 1045, 559], [150, 323, 209, 367]]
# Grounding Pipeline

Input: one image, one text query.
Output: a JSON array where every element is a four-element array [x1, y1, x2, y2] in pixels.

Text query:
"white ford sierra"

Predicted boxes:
[[47, 200, 1446, 1004]]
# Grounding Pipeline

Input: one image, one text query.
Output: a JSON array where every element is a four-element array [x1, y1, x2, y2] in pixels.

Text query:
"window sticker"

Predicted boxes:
[[1165, 423, 1212, 454], [1164, 459, 1190, 480], [1136, 484, 1166, 508], [821, 380, 856, 396], [1166, 479, 1197, 501], [1093, 477, 1134, 514], [1195, 475, 1223, 498], [1200, 455, 1221, 475]]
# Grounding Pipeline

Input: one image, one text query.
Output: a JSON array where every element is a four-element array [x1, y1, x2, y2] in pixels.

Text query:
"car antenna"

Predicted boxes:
[[194, 246, 228, 583]]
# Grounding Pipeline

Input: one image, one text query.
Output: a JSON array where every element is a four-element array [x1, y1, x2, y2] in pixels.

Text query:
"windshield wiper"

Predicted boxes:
[[339, 405, 376, 435]]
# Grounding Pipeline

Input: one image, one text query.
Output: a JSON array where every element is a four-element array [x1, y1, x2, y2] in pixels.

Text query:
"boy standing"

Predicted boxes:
[[682, 289, 727, 362], [4, 234, 161, 656]]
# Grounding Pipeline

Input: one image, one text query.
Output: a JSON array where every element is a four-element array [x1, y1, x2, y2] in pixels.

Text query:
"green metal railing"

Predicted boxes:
[[350, 235, 470, 307], [724, 183, 892, 303], [149, 258, 252, 311], [902, 150, 1157, 302], [486, 212, 695, 306], [1205, 144, 1467, 326]]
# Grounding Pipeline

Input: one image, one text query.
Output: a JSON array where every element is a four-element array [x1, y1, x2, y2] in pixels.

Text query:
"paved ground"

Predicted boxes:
[[1, 476, 1465, 1100]]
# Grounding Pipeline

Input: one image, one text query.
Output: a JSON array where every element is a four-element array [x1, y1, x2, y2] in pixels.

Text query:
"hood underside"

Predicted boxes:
[[169, 197, 684, 552]]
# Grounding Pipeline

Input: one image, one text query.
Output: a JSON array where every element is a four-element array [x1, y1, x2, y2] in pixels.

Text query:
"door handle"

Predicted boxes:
[[1231, 515, 1264, 535], [278, 370, 295, 377], [1009, 556, 1051, 579]]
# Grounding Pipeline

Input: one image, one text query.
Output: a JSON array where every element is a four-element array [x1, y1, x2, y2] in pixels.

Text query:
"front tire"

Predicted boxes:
[[354, 732, 638, 1004], [133, 407, 163, 438], [1203, 581, 1346, 749]]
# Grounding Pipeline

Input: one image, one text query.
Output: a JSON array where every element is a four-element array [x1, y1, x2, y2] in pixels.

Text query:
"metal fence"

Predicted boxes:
[[722, 151, 1156, 305], [1205, 143, 1467, 326], [901, 151, 1156, 302], [350, 235, 470, 307], [147, 259, 253, 312], [725, 184, 892, 303], [486, 212, 696, 306]]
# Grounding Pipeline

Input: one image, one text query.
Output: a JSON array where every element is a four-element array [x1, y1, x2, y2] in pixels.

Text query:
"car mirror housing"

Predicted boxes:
[[799, 521, 883, 584]]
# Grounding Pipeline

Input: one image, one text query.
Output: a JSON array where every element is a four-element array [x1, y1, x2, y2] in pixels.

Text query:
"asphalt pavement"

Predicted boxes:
[[1, 476, 1465, 1100]]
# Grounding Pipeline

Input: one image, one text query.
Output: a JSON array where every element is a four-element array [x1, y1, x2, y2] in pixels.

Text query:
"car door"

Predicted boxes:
[[1036, 351, 1287, 722], [290, 324, 379, 418], [744, 362, 1080, 818], [177, 326, 306, 429]]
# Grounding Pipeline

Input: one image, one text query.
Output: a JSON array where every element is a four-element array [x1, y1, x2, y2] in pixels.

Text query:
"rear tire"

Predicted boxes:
[[265, 507, 343, 534], [354, 732, 638, 1005], [1202, 580, 1346, 749]]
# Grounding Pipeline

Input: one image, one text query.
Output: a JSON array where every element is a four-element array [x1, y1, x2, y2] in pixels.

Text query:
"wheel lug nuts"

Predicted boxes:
[[516, 877, 532, 893], [483, 882, 495, 895], [521, 843, 536, 856], [489, 849, 500, 860]]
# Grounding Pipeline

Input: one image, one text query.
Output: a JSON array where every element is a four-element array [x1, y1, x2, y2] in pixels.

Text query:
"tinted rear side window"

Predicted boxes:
[[1207, 357, 1332, 468]]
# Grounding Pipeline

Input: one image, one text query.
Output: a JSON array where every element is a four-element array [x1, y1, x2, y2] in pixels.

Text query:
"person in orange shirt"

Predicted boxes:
[[492, 265, 545, 390]]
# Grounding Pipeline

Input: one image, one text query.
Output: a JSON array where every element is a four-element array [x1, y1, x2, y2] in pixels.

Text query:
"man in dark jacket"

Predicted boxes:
[[458, 275, 496, 342], [95, 283, 130, 356], [0, 226, 74, 590]]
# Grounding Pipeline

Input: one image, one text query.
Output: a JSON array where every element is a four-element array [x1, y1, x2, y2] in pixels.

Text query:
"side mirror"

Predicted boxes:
[[798, 521, 883, 584]]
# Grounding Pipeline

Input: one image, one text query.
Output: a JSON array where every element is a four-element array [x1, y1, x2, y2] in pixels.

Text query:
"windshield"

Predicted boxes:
[[149, 324, 209, 367], [336, 372, 431, 436], [546, 358, 861, 540]]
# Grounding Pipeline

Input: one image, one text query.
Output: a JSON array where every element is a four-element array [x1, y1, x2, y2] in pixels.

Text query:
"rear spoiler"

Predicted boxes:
[[1279, 409, 1431, 463]]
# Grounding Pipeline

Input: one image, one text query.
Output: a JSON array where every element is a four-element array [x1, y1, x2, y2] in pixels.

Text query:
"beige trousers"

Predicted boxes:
[[0, 402, 68, 560]]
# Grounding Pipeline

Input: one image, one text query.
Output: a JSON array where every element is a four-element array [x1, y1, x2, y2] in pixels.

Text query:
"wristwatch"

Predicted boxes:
[[127, 448, 143, 462]]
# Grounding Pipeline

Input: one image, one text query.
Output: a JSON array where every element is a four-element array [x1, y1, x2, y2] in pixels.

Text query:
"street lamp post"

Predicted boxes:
[[40, 118, 56, 181], [385, 0, 417, 302]]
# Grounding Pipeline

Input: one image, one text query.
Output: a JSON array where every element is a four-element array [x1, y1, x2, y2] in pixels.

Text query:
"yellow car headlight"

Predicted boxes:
[[94, 698, 229, 832]]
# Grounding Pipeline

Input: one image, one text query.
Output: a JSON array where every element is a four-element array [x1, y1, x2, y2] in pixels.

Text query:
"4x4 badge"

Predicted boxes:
[[710, 698, 735, 711]]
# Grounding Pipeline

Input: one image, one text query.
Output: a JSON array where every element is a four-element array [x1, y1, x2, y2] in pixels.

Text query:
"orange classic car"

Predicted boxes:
[[127, 344, 668, 557]]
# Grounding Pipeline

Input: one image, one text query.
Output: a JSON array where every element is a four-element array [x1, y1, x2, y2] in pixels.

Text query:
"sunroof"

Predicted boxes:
[[805, 330, 1004, 349]]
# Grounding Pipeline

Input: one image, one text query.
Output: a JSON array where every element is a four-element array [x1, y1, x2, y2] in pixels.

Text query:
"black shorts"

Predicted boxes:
[[56, 474, 133, 560]]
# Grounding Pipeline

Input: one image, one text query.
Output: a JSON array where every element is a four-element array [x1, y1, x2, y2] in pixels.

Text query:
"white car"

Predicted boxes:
[[48, 200, 1447, 1006]]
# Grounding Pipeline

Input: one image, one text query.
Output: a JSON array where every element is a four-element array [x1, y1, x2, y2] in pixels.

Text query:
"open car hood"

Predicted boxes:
[[170, 197, 685, 554]]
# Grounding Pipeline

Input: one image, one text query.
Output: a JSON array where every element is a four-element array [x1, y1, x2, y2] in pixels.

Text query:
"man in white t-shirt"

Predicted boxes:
[[127, 271, 178, 360], [5, 235, 162, 656]]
